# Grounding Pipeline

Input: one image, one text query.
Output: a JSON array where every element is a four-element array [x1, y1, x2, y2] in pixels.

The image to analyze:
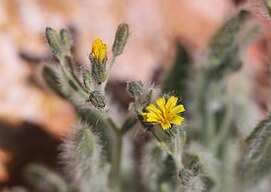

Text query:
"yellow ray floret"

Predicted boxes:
[[142, 96, 185, 130], [91, 39, 107, 63]]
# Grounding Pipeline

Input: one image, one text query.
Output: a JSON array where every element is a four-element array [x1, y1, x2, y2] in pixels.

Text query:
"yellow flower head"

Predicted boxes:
[[91, 39, 107, 63], [142, 96, 185, 130]]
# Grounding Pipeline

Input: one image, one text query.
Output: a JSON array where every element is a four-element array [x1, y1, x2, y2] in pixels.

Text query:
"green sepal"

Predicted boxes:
[[91, 62, 107, 84]]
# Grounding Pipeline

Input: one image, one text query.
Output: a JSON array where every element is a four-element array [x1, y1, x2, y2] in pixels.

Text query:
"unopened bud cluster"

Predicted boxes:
[[45, 27, 72, 61], [45, 23, 130, 110]]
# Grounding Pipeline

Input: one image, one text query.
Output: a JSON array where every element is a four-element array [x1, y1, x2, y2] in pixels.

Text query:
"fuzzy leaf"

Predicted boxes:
[[162, 45, 191, 101], [26, 164, 69, 192], [207, 10, 249, 67], [60, 122, 110, 192], [120, 116, 137, 134], [142, 143, 179, 192], [182, 154, 214, 192], [60, 29, 72, 55], [45, 27, 64, 60], [78, 128, 96, 162], [205, 45, 242, 81], [42, 66, 66, 98], [77, 108, 111, 161], [239, 115, 271, 183], [193, 11, 250, 144]]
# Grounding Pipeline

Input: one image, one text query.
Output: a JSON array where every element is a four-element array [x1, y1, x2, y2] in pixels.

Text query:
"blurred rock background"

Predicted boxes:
[[0, 0, 270, 189]]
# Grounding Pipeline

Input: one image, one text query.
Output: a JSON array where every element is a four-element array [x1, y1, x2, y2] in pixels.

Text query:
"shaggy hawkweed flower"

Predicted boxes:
[[90, 39, 107, 63], [89, 39, 107, 84], [141, 96, 185, 130]]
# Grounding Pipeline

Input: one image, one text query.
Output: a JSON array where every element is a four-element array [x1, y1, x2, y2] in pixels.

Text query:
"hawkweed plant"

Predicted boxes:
[[6, 8, 271, 192]]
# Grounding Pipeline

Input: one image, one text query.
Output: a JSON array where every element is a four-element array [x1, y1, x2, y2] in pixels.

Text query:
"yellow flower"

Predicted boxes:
[[91, 39, 107, 63], [142, 96, 185, 130]]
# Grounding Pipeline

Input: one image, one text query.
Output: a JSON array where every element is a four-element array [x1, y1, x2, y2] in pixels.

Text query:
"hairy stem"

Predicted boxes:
[[107, 116, 138, 191], [107, 118, 121, 192], [174, 128, 183, 170], [100, 56, 116, 93], [150, 128, 173, 156], [111, 124, 122, 192], [60, 57, 89, 99], [61, 66, 88, 99]]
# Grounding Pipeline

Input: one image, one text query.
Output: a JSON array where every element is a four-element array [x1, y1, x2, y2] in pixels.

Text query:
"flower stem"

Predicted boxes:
[[59, 56, 89, 99], [100, 56, 116, 93], [111, 125, 122, 192], [173, 128, 184, 169], [107, 116, 138, 192], [106, 118, 122, 191], [150, 128, 173, 156], [60, 65, 88, 99]]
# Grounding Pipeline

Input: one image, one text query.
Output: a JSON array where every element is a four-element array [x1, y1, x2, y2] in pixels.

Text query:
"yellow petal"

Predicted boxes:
[[146, 104, 162, 115], [91, 39, 107, 63], [165, 96, 178, 110], [170, 115, 184, 125], [147, 111, 160, 119], [172, 104, 185, 114], [99, 44, 107, 62], [161, 122, 171, 130], [156, 96, 166, 114], [146, 116, 160, 122], [141, 112, 148, 121]]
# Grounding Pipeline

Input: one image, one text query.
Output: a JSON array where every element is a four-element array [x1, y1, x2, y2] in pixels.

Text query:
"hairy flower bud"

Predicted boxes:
[[45, 27, 63, 59], [88, 91, 106, 109], [91, 62, 106, 84], [178, 169, 194, 187], [127, 81, 143, 98], [82, 69, 92, 90], [112, 23, 129, 57], [60, 29, 72, 55], [89, 39, 107, 84], [90, 39, 107, 64]]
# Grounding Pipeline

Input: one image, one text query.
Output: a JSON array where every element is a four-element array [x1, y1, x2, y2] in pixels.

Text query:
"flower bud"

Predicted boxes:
[[45, 27, 63, 59], [89, 39, 107, 64], [112, 23, 129, 57], [178, 169, 194, 186], [91, 61, 106, 84], [89, 39, 107, 84], [127, 81, 143, 98], [82, 68, 92, 90], [88, 91, 106, 109], [60, 29, 72, 55]]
